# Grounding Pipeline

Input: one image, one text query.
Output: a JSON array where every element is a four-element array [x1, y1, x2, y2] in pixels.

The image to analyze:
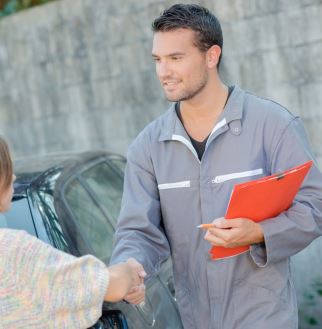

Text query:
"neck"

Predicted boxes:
[[180, 76, 228, 119]]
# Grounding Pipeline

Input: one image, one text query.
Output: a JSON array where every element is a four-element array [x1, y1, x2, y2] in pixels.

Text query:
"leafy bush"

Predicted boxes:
[[299, 277, 322, 329], [0, 0, 56, 18]]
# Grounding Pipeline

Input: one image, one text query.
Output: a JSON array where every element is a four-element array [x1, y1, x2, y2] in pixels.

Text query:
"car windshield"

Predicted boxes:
[[30, 168, 71, 253], [0, 198, 37, 236], [29, 160, 124, 263]]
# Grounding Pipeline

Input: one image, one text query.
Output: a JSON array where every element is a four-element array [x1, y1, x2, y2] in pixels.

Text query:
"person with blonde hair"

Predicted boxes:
[[0, 136, 146, 328]]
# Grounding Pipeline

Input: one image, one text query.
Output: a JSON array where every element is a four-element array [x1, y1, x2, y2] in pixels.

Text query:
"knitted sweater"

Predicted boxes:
[[0, 229, 109, 329]]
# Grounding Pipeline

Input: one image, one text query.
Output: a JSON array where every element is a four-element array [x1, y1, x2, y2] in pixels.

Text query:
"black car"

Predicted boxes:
[[0, 151, 183, 329]]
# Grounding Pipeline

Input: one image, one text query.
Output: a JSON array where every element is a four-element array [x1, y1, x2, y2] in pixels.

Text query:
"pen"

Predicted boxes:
[[197, 223, 215, 229]]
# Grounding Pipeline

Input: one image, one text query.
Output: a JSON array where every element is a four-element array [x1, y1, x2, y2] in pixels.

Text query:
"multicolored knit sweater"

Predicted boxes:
[[0, 229, 109, 329]]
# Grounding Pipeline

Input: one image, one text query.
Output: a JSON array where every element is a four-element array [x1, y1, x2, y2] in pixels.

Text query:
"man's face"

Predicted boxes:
[[152, 28, 209, 102]]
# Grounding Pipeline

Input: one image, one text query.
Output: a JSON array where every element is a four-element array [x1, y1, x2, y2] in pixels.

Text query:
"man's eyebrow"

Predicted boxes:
[[151, 52, 185, 58]]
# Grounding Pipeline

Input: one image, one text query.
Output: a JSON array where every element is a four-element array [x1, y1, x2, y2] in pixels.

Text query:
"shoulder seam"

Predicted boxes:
[[244, 91, 298, 119], [270, 117, 300, 169]]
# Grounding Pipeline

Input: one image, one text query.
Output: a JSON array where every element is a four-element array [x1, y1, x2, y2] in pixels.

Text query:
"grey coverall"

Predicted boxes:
[[111, 86, 322, 329]]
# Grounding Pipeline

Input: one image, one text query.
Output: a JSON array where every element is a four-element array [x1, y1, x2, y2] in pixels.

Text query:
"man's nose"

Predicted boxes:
[[156, 61, 171, 80]]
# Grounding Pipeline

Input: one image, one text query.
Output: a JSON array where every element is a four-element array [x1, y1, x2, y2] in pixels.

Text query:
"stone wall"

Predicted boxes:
[[0, 0, 321, 166]]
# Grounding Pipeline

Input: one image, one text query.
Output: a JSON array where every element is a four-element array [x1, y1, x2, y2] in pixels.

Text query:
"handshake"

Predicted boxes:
[[104, 258, 146, 304]]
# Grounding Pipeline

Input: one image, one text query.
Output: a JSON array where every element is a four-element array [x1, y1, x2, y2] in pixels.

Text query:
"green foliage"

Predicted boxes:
[[305, 316, 318, 326], [299, 277, 322, 329], [0, 0, 56, 18]]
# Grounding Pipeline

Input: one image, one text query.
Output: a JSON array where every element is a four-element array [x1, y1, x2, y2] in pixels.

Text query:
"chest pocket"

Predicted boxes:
[[157, 179, 199, 234]]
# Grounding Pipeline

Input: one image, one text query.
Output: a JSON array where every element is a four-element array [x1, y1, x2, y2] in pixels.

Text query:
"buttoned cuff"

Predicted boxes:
[[250, 242, 268, 267]]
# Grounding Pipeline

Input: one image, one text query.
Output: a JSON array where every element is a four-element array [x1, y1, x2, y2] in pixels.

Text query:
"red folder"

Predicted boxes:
[[210, 160, 313, 260]]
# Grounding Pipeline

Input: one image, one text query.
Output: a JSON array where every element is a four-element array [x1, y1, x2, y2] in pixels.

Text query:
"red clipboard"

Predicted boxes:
[[210, 160, 313, 260]]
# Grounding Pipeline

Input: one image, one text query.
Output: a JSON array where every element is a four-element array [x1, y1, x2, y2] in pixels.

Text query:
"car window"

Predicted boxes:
[[64, 177, 114, 263], [81, 162, 124, 225], [109, 157, 126, 174], [0, 198, 37, 235]]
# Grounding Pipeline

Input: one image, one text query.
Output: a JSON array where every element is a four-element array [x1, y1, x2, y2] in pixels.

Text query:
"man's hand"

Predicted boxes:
[[123, 284, 146, 305], [123, 258, 146, 305], [104, 258, 146, 303], [203, 217, 264, 248]]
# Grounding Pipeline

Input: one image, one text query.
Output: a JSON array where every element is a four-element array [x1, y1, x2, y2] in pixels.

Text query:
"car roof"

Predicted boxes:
[[13, 150, 125, 193]]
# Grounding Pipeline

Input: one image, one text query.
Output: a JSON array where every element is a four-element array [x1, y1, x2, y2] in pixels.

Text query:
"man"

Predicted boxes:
[[110, 4, 322, 329]]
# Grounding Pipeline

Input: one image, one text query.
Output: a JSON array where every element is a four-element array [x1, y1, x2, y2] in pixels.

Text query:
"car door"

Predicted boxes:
[[60, 159, 183, 329]]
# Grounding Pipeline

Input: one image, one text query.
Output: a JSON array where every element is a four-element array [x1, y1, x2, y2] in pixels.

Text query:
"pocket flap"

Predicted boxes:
[[212, 168, 263, 184], [158, 180, 191, 190]]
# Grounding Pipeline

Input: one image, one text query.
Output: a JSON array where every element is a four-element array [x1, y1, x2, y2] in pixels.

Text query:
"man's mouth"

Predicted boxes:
[[163, 81, 181, 88]]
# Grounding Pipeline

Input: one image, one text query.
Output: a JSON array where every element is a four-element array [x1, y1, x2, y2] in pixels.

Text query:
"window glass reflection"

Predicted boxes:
[[81, 162, 124, 225], [64, 178, 114, 263]]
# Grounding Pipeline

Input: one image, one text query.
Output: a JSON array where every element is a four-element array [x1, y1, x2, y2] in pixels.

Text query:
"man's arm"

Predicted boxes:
[[205, 117, 322, 266], [110, 134, 171, 277]]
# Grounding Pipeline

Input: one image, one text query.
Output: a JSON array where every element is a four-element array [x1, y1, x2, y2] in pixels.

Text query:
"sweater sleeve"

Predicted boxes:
[[0, 229, 109, 329]]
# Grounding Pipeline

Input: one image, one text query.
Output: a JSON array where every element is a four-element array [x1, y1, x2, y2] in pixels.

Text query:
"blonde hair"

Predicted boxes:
[[0, 136, 13, 191]]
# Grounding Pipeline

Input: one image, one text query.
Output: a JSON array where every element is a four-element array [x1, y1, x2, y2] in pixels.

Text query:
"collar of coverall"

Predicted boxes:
[[158, 85, 244, 142]]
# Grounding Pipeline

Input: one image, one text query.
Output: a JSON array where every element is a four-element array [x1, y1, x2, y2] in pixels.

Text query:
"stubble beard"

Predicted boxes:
[[164, 69, 209, 102]]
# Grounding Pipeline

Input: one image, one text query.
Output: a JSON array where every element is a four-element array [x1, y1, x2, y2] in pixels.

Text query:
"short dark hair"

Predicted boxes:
[[152, 4, 223, 65]]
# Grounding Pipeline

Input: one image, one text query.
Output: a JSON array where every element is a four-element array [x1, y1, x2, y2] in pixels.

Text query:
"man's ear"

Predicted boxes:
[[206, 45, 221, 68]]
